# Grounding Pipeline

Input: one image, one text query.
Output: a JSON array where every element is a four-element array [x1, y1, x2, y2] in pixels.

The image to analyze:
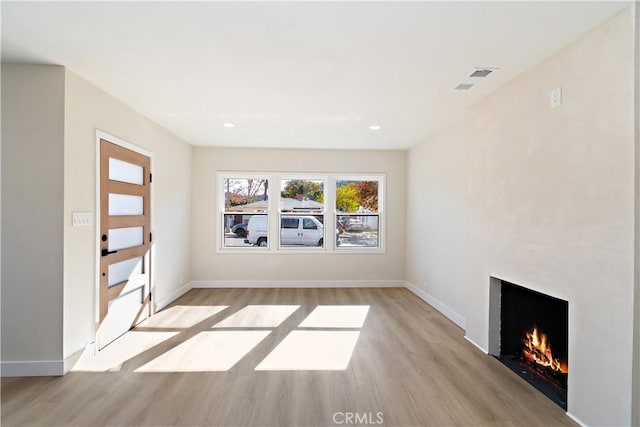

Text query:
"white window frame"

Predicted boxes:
[[217, 172, 274, 252], [333, 174, 385, 254], [278, 174, 329, 252], [217, 172, 385, 254]]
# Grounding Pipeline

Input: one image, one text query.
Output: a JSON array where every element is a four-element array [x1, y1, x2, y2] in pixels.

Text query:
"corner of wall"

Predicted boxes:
[[404, 281, 467, 330], [404, 116, 471, 335], [155, 281, 193, 312], [632, 2, 640, 425]]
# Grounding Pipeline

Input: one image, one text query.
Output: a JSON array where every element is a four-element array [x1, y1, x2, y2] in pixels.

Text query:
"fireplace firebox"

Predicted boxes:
[[496, 280, 568, 410]]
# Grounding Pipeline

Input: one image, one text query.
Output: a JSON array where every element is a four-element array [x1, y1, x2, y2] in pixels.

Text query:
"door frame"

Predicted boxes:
[[94, 129, 155, 347]]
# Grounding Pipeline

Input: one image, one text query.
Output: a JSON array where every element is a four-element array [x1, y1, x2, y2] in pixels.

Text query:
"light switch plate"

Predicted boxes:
[[72, 211, 92, 226]]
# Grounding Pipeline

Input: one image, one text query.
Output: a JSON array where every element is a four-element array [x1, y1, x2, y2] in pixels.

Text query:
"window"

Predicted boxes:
[[336, 178, 381, 249], [221, 176, 269, 249], [279, 178, 325, 248], [303, 218, 318, 230], [218, 173, 384, 253], [281, 218, 299, 229]]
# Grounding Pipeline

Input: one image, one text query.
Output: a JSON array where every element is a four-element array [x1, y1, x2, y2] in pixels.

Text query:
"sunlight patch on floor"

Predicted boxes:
[[298, 305, 370, 328], [255, 331, 360, 371], [72, 331, 179, 372], [212, 305, 300, 328], [134, 330, 271, 372], [143, 305, 229, 329]]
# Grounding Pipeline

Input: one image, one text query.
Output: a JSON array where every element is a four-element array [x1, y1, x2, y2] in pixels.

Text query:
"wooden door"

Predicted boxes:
[[99, 139, 151, 349]]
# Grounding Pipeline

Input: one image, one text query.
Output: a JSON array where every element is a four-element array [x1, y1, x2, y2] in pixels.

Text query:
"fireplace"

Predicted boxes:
[[494, 280, 568, 410]]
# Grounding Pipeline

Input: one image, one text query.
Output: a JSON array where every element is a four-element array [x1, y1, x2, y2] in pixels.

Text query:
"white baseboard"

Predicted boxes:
[[404, 281, 466, 329], [1, 360, 64, 377], [155, 281, 193, 312], [464, 335, 488, 354], [566, 412, 587, 427], [192, 280, 405, 289], [63, 347, 86, 374]]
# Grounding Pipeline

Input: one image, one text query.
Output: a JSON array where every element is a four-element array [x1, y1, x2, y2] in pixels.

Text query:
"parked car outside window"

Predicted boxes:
[[345, 218, 364, 232], [231, 223, 247, 238]]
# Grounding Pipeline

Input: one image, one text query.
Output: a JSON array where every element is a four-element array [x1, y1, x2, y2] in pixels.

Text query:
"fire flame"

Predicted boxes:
[[522, 326, 568, 373]]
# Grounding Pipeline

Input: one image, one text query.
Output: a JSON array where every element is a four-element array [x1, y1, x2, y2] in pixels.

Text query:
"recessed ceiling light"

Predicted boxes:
[[222, 122, 235, 128], [369, 125, 382, 131]]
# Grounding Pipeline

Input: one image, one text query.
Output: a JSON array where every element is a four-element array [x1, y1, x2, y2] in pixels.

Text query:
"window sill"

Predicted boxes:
[[216, 247, 385, 255]]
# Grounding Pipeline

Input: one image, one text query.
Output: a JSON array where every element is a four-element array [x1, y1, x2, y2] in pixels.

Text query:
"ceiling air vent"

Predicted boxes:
[[470, 69, 493, 78], [454, 68, 497, 91], [454, 83, 474, 91]]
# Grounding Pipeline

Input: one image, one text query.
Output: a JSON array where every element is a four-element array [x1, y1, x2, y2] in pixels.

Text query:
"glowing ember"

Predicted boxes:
[[522, 326, 568, 373]]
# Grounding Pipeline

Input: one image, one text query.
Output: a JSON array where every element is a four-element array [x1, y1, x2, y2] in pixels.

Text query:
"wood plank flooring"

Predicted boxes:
[[1, 288, 575, 426]]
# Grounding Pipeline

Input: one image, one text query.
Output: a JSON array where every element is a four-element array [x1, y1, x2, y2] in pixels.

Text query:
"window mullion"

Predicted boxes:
[[325, 176, 336, 251], [268, 174, 279, 251]]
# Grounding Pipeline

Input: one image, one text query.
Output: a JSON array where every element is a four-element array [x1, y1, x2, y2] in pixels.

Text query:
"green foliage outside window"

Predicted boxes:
[[336, 181, 378, 213], [281, 180, 324, 204]]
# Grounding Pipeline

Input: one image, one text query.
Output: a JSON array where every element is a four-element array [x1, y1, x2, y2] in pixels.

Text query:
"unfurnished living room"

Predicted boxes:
[[1, 1, 639, 426]]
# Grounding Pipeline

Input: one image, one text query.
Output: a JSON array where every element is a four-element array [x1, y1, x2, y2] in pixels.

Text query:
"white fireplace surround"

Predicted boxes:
[[487, 277, 503, 357]]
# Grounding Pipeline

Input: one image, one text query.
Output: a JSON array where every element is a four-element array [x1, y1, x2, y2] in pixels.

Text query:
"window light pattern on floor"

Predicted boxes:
[[255, 305, 370, 371], [135, 331, 271, 372], [212, 305, 300, 328], [73, 305, 229, 372], [298, 305, 370, 328], [72, 331, 180, 372], [136, 305, 300, 372], [255, 330, 360, 371], [105, 304, 371, 373], [144, 305, 229, 329]]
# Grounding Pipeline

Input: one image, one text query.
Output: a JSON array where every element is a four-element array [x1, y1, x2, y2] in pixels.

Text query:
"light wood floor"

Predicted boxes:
[[2, 288, 575, 426]]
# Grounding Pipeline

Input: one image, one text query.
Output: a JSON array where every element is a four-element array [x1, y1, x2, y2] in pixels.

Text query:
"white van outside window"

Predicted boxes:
[[247, 215, 325, 248], [280, 215, 324, 247]]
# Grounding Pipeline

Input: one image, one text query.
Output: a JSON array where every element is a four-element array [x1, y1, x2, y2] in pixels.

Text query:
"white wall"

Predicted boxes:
[[63, 70, 193, 360], [407, 7, 636, 425], [405, 120, 469, 328], [191, 147, 406, 284], [465, 9, 633, 425], [1, 65, 66, 372]]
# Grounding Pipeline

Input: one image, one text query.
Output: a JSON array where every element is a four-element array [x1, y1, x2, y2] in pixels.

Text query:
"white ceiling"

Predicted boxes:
[[1, 1, 629, 150]]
